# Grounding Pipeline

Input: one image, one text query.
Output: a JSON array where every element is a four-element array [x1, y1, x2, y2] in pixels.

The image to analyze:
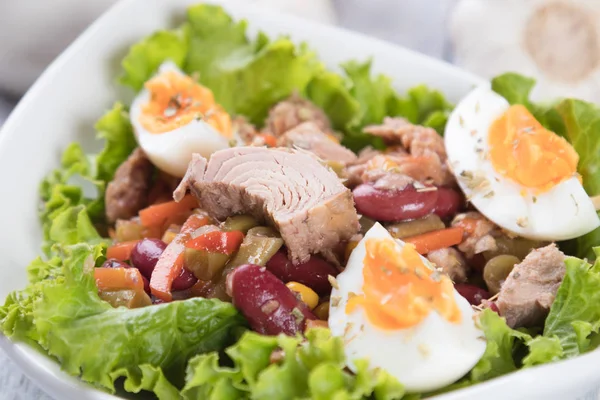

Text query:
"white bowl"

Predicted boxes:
[[1, 0, 599, 399]]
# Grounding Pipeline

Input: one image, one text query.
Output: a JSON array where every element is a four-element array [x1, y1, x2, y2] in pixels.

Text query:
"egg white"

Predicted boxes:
[[445, 84, 600, 241], [130, 61, 230, 177], [329, 223, 486, 392]]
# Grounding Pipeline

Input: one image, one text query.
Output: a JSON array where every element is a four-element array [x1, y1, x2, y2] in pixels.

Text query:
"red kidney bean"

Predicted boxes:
[[488, 302, 500, 314], [352, 183, 438, 222], [142, 276, 151, 295], [265, 249, 339, 295], [227, 264, 317, 336], [433, 187, 463, 219], [101, 258, 151, 294], [171, 267, 198, 291], [454, 283, 490, 306], [130, 239, 167, 279]]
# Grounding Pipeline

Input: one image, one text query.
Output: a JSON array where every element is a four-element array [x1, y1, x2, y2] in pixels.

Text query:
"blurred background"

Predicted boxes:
[[3, 0, 599, 126], [1, 0, 599, 398]]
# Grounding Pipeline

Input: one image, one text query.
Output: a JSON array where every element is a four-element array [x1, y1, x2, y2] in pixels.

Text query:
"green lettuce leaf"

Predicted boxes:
[[390, 85, 453, 133], [94, 102, 137, 184], [115, 364, 181, 399], [339, 61, 453, 151], [491, 73, 536, 107], [1, 242, 245, 398], [541, 255, 600, 358], [342, 60, 453, 135], [120, 28, 190, 91], [0, 279, 46, 346], [305, 70, 361, 132], [489, 72, 565, 135], [39, 143, 98, 253], [182, 328, 405, 400], [119, 5, 452, 152], [521, 336, 563, 367], [555, 99, 600, 196], [337, 60, 393, 152], [47, 206, 105, 247], [38, 103, 135, 254], [468, 309, 530, 382], [185, 4, 321, 125], [343, 60, 395, 127]]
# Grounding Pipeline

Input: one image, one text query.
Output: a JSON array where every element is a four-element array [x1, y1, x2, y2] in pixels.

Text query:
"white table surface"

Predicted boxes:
[[0, 350, 52, 400]]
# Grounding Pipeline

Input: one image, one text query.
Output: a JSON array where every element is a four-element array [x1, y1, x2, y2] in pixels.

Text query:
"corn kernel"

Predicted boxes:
[[313, 301, 330, 320], [286, 282, 319, 310]]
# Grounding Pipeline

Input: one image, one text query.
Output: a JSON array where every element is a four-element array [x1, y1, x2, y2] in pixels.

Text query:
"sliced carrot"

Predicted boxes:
[[150, 214, 210, 302], [404, 227, 464, 254], [141, 225, 163, 240], [139, 194, 198, 228], [106, 240, 140, 261], [185, 230, 244, 255], [94, 267, 144, 292], [161, 210, 194, 231], [258, 133, 277, 147]]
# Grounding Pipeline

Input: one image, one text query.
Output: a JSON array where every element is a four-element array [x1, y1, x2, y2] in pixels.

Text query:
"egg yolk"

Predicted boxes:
[[488, 104, 578, 193], [346, 238, 461, 330], [139, 70, 232, 137]]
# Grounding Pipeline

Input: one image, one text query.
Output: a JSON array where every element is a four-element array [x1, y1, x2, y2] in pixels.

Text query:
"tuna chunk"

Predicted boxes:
[[277, 122, 357, 164], [265, 93, 331, 137], [497, 244, 566, 328], [427, 247, 469, 283], [364, 117, 446, 159], [346, 149, 408, 188], [360, 117, 454, 186], [174, 147, 360, 263], [452, 212, 499, 258], [105, 148, 154, 223], [233, 116, 259, 145]]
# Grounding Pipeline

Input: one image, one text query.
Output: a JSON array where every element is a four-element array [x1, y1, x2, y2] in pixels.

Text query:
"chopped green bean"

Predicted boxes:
[[184, 248, 230, 281], [99, 289, 152, 309], [359, 216, 377, 235], [221, 214, 259, 233], [227, 226, 284, 269], [387, 214, 445, 239]]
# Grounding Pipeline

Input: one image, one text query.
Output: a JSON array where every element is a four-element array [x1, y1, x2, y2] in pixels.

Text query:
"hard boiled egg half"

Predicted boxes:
[[329, 223, 486, 392], [130, 61, 232, 177], [445, 84, 600, 241]]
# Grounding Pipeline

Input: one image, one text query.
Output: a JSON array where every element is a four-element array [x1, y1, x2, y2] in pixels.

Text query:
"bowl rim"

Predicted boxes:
[[1, 0, 599, 400]]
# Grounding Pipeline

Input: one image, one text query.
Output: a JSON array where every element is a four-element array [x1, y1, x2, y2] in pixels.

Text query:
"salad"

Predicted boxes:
[[3, 3, 600, 399]]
